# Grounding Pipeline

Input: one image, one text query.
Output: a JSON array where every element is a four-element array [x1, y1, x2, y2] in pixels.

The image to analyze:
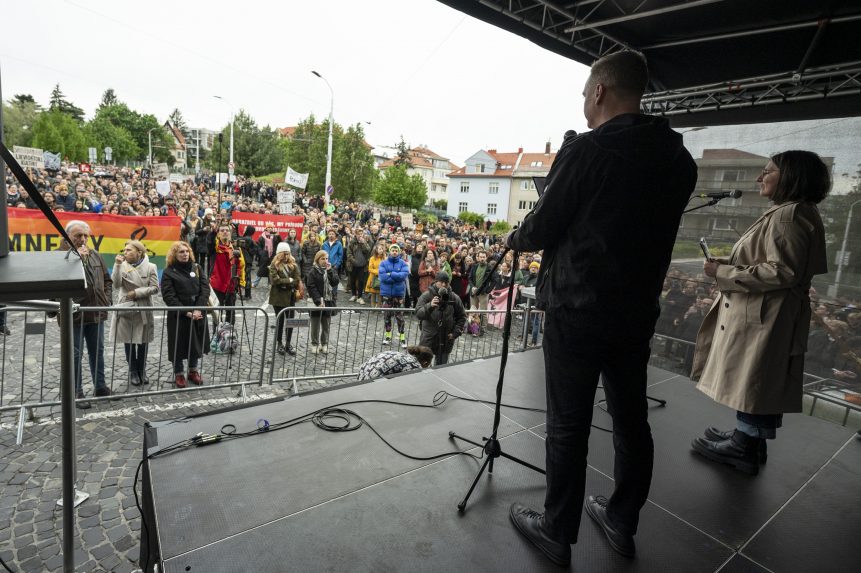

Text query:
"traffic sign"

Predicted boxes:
[[104, 147, 112, 161], [228, 161, 235, 175], [88, 147, 97, 163]]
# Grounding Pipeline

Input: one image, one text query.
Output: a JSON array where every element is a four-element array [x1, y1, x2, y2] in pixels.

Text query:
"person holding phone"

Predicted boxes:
[[690, 151, 830, 475]]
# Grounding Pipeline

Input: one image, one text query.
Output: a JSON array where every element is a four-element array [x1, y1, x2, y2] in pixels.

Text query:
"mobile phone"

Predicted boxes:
[[699, 238, 713, 261]]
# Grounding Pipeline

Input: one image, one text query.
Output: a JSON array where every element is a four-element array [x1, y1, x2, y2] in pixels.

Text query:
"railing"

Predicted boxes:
[[0, 303, 546, 443]]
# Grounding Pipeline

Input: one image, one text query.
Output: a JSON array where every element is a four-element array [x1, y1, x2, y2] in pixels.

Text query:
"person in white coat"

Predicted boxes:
[[111, 240, 159, 386]]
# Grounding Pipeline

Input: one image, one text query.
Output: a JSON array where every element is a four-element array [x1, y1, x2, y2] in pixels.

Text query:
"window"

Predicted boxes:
[[712, 218, 738, 231], [520, 180, 536, 191], [475, 163, 485, 173], [517, 200, 537, 210], [460, 182, 469, 194], [487, 203, 497, 215], [489, 182, 499, 194], [458, 202, 468, 213], [530, 161, 543, 167]]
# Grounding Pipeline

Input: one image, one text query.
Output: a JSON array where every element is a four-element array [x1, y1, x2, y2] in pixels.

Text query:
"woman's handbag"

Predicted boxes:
[[372, 275, 381, 290]]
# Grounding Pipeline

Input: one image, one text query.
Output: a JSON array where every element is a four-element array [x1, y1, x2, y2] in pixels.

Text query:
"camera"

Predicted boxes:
[[232, 249, 241, 258], [437, 287, 451, 302]]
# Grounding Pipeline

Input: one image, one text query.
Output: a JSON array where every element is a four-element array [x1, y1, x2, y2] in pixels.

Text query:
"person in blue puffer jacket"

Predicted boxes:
[[321, 229, 344, 275], [378, 243, 410, 347]]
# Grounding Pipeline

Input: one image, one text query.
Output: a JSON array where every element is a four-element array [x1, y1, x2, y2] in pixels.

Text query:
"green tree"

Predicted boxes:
[[206, 110, 284, 176], [32, 110, 87, 161], [95, 103, 172, 163], [374, 165, 427, 211], [48, 84, 85, 122], [333, 123, 378, 202], [457, 211, 485, 226], [84, 115, 139, 163], [168, 108, 188, 135], [394, 135, 412, 167], [2, 94, 41, 147], [99, 88, 119, 109]]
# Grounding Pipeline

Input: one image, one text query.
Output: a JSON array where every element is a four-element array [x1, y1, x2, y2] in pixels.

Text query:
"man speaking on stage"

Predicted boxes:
[[506, 50, 697, 566]]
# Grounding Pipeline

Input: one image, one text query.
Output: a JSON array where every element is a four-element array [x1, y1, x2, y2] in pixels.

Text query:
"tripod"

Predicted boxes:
[[225, 250, 252, 373], [449, 247, 546, 513]]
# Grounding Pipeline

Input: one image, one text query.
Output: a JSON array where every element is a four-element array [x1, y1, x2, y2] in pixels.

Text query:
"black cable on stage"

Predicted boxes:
[[0, 554, 15, 573]]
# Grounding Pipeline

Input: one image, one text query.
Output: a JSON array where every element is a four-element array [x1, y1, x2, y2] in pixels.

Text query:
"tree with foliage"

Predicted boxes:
[[2, 94, 41, 147], [48, 84, 85, 122], [374, 165, 427, 211], [84, 115, 139, 163], [168, 108, 188, 136], [393, 135, 412, 168], [457, 211, 485, 226], [95, 103, 172, 163], [31, 110, 87, 161], [432, 199, 448, 211], [99, 88, 119, 109], [333, 123, 378, 202], [206, 110, 283, 177]]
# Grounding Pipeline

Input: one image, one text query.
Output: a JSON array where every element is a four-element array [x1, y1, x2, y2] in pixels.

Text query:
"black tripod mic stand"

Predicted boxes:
[[448, 247, 545, 513]]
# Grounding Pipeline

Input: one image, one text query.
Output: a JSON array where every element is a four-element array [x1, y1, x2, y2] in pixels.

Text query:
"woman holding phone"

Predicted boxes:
[[690, 150, 830, 475]]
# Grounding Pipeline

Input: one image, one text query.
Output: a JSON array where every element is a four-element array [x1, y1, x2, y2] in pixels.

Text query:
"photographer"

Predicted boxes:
[[415, 272, 466, 366], [209, 223, 246, 325]]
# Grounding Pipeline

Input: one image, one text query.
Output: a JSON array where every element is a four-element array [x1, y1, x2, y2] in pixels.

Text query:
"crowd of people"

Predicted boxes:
[[5, 163, 550, 407]]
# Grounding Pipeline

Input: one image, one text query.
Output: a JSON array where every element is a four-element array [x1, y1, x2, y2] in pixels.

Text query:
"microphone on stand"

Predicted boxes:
[[697, 189, 743, 200]]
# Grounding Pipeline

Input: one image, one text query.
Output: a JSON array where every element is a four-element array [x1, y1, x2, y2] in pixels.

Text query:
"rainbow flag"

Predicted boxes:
[[7, 208, 181, 271]]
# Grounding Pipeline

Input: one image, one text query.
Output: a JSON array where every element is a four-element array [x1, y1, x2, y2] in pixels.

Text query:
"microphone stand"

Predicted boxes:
[[449, 246, 546, 513]]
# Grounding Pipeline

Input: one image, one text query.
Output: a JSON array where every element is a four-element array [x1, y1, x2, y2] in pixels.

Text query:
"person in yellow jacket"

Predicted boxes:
[[364, 242, 387, 307]]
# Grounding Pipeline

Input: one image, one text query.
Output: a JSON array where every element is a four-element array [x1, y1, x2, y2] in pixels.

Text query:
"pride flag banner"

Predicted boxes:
[[7, 208, 181, 270]]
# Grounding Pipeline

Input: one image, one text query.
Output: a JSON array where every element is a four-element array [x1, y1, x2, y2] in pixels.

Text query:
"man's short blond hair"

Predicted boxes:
[[589, 50, 649, 100]]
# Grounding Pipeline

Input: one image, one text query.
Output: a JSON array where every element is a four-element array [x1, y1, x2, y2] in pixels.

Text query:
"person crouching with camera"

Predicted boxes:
[[415, 271, 466, 366], [210, 223, 246, 325]]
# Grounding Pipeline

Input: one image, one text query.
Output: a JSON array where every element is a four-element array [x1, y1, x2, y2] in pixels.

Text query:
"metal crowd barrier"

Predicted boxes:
[[0, 305, 268, 444], [267, 305, 542, 394]]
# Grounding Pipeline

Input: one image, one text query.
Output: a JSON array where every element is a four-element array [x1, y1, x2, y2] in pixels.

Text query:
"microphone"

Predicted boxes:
[[697, 189, 742, 200]]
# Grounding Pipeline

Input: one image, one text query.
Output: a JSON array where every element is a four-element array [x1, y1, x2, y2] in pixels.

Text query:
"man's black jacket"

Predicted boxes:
[[509, 114, 697, 325]]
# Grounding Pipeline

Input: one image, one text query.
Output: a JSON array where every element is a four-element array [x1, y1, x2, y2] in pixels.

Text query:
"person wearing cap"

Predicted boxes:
[[268, 242, 302, 355], [378, 243, 410, 347], [415, 271, 466, 365]]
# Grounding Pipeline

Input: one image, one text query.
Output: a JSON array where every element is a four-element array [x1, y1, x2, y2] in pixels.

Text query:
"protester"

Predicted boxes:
[[322, 229, 345, 277], [365, 243, 386, 308], [209, 223, 246, 324], [347, 230, 371, 304], [357, 345, 434, 381], [415, 272, 466, 365], [110, 240, 159, 387], [268, 243, 302, 356], [379, 243, 410, 347], [408, 242, 425, 308], [306, 250, 339, 354], [506, 50, 697, 566], [468, 250, 494, 334], [418, 249, 440, 295], [691, 150, 830, 475], [160, 241, 211, 387], [64, 220, 113, 409], [301, 228, 321, 285], [255, 225, 281, 287]]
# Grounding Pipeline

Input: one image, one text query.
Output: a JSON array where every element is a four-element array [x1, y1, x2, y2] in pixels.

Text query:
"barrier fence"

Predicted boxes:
[[0, 303, 546, 443]]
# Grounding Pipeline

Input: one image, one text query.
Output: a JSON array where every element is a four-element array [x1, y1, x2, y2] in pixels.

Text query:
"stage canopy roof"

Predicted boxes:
[[437, 0, 861, 126]]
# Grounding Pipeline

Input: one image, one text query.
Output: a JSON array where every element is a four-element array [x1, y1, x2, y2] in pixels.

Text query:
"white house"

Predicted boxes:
[[445, 149, 518, 222]]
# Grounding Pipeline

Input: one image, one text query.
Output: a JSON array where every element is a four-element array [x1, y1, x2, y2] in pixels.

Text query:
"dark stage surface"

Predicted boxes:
[[142, 350, 860, 572]]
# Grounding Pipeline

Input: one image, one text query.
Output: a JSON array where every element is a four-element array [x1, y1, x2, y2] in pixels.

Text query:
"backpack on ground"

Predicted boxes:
[[211, 321, 238, 354]]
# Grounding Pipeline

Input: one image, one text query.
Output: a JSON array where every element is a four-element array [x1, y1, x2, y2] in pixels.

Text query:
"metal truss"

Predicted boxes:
[[640, 61, 861, 117]]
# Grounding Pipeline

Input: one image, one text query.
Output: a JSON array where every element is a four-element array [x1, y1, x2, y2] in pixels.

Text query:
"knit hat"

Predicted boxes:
[[388, 243, 401, 253], [276, 242, 290, 254], [529, 261, 540, 270], [435, 271, 450, 283]]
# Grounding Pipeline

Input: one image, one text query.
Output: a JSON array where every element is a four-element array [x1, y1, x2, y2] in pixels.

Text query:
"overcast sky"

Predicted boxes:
[[0, 0, 591, 165]]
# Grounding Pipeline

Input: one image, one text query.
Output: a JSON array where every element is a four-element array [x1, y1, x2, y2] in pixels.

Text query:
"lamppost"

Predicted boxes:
[[312, 70, 334, 208], [147, 128, 157, 167], [833, 198, 861, 297], [213, 95, 234, 178]]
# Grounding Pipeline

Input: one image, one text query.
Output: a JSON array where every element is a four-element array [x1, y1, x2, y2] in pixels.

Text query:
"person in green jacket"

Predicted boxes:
[[269, 242, 302, 355]]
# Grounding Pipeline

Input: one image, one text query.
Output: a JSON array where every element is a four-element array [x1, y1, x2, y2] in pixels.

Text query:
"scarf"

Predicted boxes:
[[263, 233, 274, 257], [316, 264, 334, 302]]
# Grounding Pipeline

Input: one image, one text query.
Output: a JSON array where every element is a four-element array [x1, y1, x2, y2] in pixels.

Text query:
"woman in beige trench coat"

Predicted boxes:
[[110, 240, 159, 387], [690, 150, 830, 475]]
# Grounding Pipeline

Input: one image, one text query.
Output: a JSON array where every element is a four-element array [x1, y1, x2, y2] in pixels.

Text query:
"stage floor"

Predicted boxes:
[[143, 350, 860, 572]]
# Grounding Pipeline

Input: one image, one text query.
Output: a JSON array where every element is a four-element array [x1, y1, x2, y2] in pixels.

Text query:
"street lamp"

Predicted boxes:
[[213, 95, 234, 177], [147, 127, 158, 167], [312, 70, 334, 208], [833, 198, 861, 297]]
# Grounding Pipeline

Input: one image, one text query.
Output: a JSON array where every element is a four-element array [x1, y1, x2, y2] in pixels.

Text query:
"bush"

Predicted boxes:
[[490, 221, 511, 235], [457, 211, 484, 226], [432, 199, 448, 211]]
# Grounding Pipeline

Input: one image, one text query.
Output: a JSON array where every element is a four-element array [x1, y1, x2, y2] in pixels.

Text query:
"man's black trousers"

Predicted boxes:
[[542, 307, 654, 543]]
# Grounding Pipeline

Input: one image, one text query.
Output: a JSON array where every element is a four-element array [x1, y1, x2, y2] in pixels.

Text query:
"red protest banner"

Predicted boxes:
[[229, 212, 304, 241]]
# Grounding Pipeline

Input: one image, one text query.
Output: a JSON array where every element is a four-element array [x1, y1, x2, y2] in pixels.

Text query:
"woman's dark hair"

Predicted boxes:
[[406, 345, 434, 368], [771, 150, 831, 205]]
